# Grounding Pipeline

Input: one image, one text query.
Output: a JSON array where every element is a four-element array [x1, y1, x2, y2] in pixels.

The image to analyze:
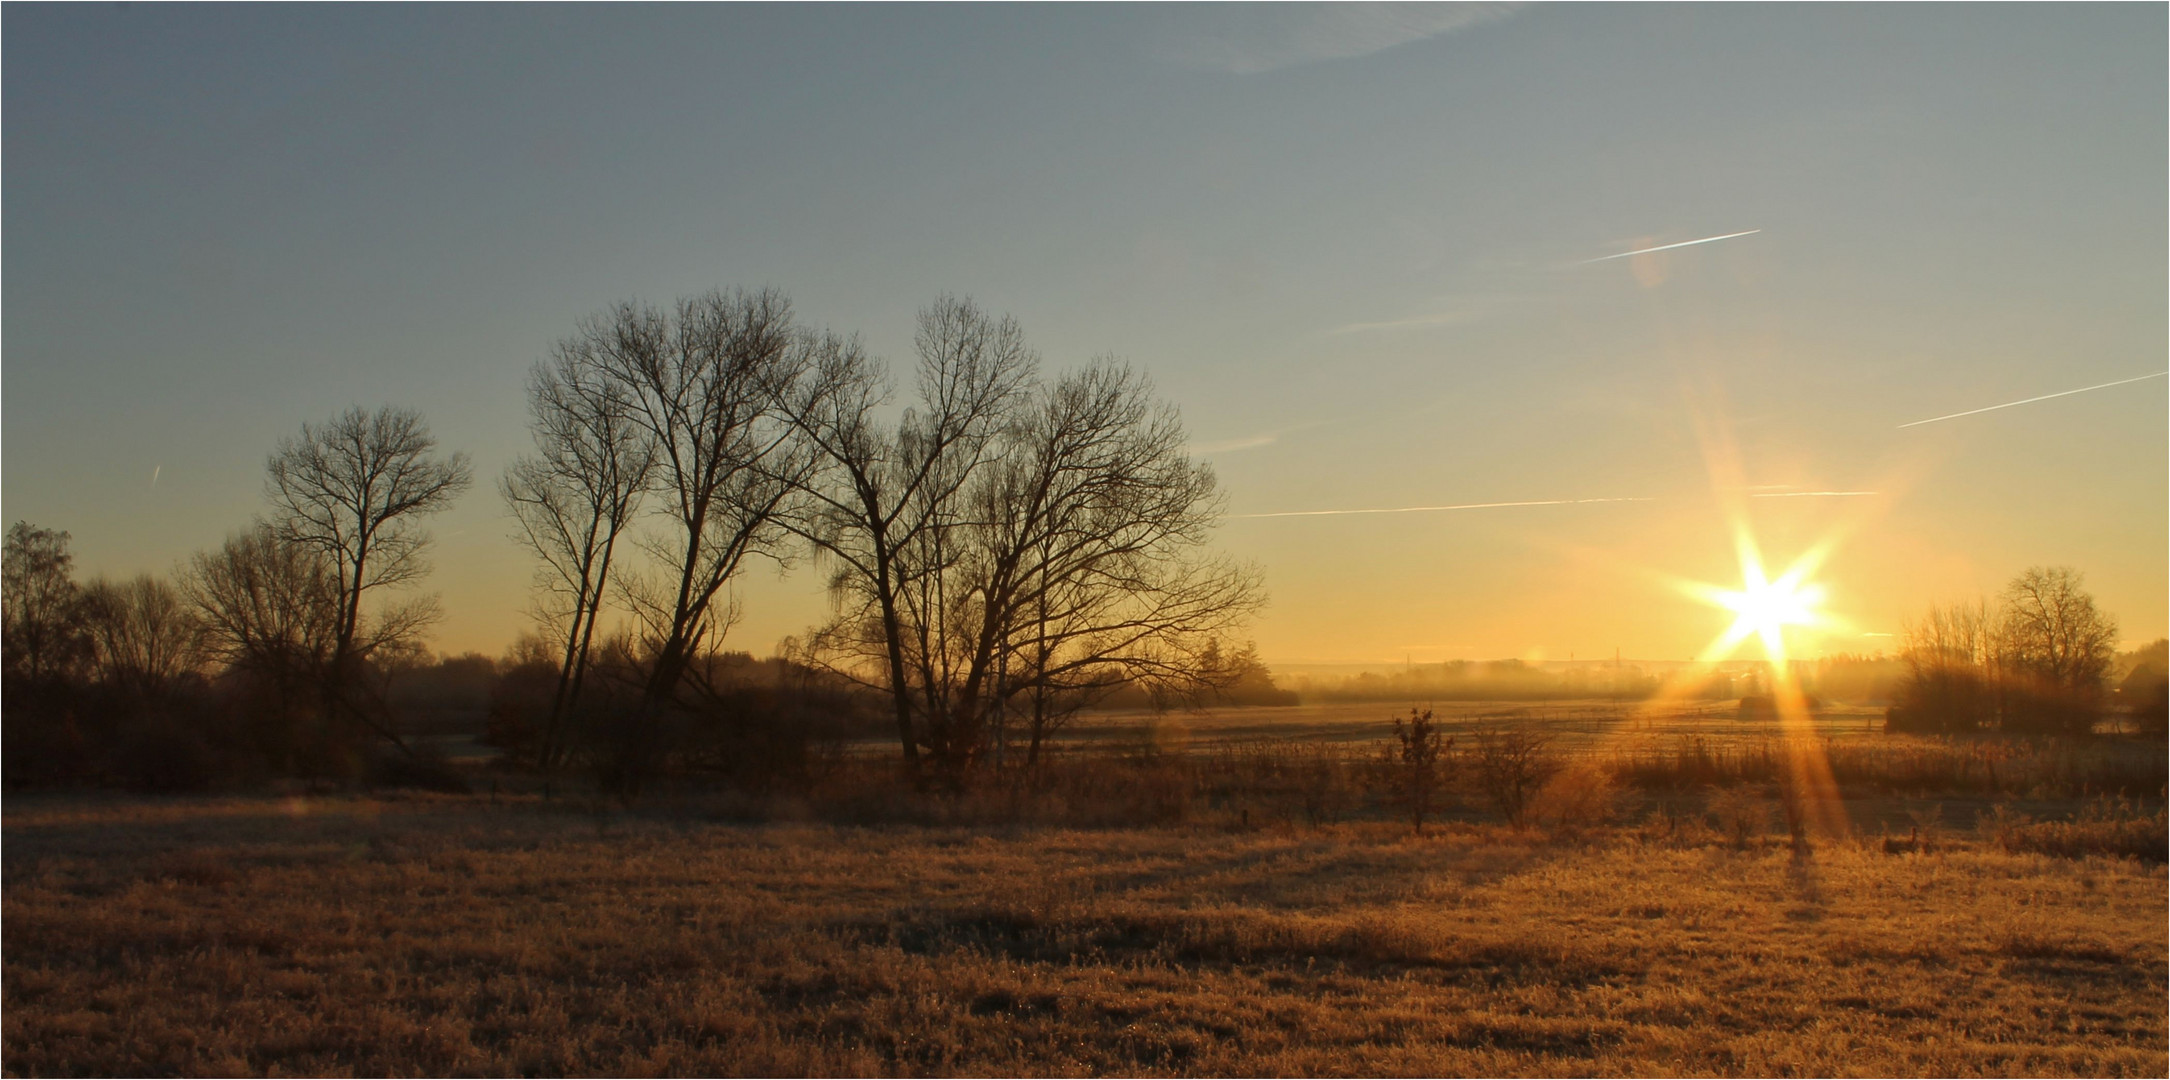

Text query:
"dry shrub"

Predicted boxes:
[[1469, 726, 1562, 829], [1530, 763, 1619, 832], [1705, 787, 1771, 847], [1605, 736, 1781, 791]]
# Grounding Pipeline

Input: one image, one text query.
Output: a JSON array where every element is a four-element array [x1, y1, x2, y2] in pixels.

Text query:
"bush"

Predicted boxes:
[[367, 745, 471, 794], [483, 659, 561, 764], [1531, 763, 1619, 832], [1469, 726, 1561, 829], [1885, 668, 1998, 734]]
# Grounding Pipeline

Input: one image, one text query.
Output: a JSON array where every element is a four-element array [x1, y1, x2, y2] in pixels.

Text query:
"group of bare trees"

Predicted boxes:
[[501, 289, 1261, 791], [3, 288, 1257, 794], [1890, 566, 2121, 735], [3, 407, 471, 786], [783, 301, 1261, 788]]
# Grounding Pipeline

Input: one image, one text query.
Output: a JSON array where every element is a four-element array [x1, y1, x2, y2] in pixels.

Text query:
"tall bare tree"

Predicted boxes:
[[581, 289, 812, 709], [788, 301, 1261, 788], [265, 406, 471, 735], [776, 297, 1036, 777], [946, 360, 1262, 778], [503, 332, 657, 769]]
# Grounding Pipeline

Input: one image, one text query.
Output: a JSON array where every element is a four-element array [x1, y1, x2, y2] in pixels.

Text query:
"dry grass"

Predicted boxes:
[[1984, 798, 2170, 863], [5, 793, 2165, 1076], [1600, 734, 2167, 800]]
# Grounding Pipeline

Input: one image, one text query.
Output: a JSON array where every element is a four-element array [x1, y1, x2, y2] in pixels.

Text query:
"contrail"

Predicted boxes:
[[1584, 229, 1761, 264], [150, 465, 161, 490], [1234, 496, 1652, 519], [1749, 490, 1878, 498], [1897, 371, 2167, 429]]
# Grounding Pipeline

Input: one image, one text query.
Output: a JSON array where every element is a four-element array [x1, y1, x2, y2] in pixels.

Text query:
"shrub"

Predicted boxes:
[[1530, 762, 1619, 832], [1469, 725, 1561, 829]]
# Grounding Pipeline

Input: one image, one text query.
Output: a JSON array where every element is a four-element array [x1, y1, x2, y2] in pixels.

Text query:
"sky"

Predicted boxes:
[[6, 4, 2164, 667]]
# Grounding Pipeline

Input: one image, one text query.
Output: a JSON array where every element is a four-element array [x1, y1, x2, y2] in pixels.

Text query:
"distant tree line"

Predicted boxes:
[[2, 291, 1270, 794]]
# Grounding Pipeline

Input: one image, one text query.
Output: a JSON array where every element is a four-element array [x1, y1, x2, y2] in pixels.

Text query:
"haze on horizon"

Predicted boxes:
[[5, 4, 2164, 669]]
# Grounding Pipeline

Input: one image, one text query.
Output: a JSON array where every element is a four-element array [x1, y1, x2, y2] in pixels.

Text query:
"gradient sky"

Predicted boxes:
[[7, 4, 2164, 666]]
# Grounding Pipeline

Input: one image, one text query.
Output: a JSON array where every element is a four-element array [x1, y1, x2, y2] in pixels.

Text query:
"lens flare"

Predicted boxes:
[[1678, 528, 1833, 667]]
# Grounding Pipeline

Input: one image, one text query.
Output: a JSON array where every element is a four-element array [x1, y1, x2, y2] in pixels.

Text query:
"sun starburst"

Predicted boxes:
[[1680, 528, 1832, 667]]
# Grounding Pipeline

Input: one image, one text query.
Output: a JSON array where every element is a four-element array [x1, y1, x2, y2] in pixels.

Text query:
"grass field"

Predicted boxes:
[[5, 787, 2165, 1077], [840, 700, 1893, 759]]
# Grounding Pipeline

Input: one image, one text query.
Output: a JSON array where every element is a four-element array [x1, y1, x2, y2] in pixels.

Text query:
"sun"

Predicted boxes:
[[1711, 564, 1826, 664], [1677, 528, 1834, 666]]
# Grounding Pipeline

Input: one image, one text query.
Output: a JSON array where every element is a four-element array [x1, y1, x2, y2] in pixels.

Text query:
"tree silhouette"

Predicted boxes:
[[80, 574, 207, 693], [2, 522, 91, 686], [786, 300, 1262, 788], [774, 296, 1035, 780], [1997, 566, 2118, 734], [503, 327, 657, 771], [265, 406, 471, 744]]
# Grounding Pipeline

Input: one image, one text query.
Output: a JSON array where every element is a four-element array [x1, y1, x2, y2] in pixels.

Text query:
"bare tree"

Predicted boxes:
[[265, 406, 471, 737], [182, 524, 345, 696], [1392, 707, 1451, 833], [1998, 566, 2118, 734], [775, 296, 1036, 778], [1470, 725, 1561, 829], [789, 303, 1262, 789], [1889, 599, 1999, 733], [1999, 566, 2118, 696], [80, 574, 208, 692], [502, 330, 657, 770], [580, 290, 813, 714], [2, 522, 91, 685], [979, 362, 1263, 774]]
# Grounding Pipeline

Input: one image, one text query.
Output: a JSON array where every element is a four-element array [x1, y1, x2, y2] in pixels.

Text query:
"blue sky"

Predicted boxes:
[[7, 4, 2164, 663]]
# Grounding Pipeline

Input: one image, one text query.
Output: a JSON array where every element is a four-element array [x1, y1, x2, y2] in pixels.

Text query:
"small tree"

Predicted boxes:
[[1392, 707, 1451, 832], [1470, 724, 1561, 829]]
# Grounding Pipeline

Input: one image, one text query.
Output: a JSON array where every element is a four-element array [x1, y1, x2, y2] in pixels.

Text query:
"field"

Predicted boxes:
[[6, 705, 2168, 1079], [871, 700, 1895, 756]]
